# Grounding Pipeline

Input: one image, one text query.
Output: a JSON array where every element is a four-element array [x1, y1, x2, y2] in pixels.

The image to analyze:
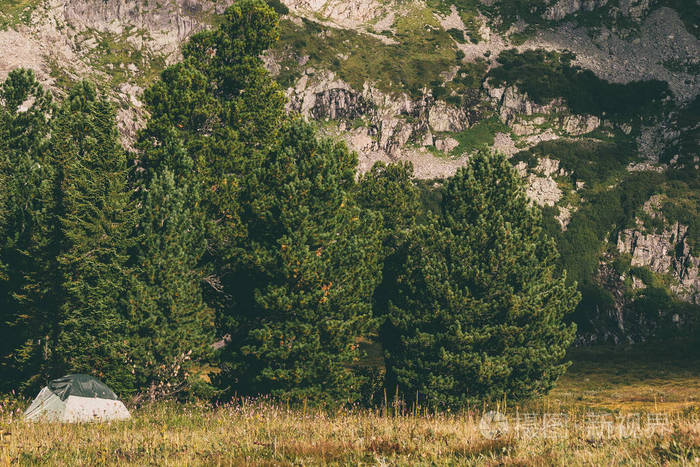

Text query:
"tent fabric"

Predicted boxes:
[[23, 375, 130, 423], [23, 387, 64, 421], [61, 396, 130, 422], [47, 374, 118, 401]]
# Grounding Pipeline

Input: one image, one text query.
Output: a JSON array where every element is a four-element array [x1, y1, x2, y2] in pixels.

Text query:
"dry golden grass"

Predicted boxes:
[[546, 342, 700, 414], [1, 342, 698, 465], [1, 400, 699, 466]]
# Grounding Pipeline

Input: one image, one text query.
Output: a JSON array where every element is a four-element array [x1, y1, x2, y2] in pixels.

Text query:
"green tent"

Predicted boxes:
[[24, 374, 130, 422]]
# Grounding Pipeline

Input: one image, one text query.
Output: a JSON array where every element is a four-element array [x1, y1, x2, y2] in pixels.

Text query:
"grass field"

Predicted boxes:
[[548, 342, 700, 414], [1, 342, 699, 465]]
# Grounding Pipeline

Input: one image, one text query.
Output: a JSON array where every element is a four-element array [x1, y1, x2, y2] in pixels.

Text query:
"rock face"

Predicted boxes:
[[618, 0, 652, 19], [489, 84, 601, 139], [543, 0, 651, 21], [0, 0, 234, 146], [285, 70, 474, 174], [64, 0, 231, 56], [561, 114, 601, 136], [516, 157, 567, 207], [544, 0, 609, 22], [286, 70, 610, 175], [289, 73, 372, 121], [283, 0, 389, 30], [491, 86, 561, 125], [618, 223, 700, 303], [573, 193, 699, 345], [435, 137, 459, 153], [283, 71, 474, 177]]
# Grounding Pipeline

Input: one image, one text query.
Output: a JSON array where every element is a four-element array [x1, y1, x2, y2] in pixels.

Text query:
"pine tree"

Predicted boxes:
[[138, 0, 386, 402], [51, 82, 137, 395], [221, 120, 384, 403], [0, 69, 57, 393], [138, 0, 287, 312], [129, 166, 215, 399], [382, 151, 579, 408]]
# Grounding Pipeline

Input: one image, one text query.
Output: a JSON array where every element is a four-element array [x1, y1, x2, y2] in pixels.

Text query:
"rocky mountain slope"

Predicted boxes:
[[1, 0, 698, 343]]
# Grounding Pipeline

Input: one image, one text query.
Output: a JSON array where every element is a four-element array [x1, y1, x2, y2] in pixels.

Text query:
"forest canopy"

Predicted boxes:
[[0, 0, 579, 408]]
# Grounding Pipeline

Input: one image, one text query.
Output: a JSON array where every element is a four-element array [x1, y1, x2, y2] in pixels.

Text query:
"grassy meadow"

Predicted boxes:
[[1, 343, 699, 465]]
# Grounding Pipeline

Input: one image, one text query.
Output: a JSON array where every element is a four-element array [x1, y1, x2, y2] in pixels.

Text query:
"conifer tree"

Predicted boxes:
[[138, 0, 287, 311], [221, 120, 383, 403], [0, 69, 56, 393], [51, 82, 136, 394], [382, 151, 579, 408], [139, 0, 385, 402], [353, 162, 421, 404], [129, 164, 215, 398]]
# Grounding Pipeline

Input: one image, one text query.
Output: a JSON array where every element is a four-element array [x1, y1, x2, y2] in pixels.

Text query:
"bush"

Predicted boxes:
[[266, 0, 289, 15], [447, 28, 466, 43], [570, 284, 617, 337], [630, 266, 655, 286], [613, 254, 632, 275]]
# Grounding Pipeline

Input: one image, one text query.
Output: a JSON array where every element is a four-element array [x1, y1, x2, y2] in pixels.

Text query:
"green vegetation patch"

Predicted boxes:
[[429, 59, 487, 107], [662, 58, 700, 75], [82, 29, 167, 87], [662, 0, 700, 39], [663, 96, 700, 170], [275, 10, 458, 97], [489, 49, 672, 120], [265, 0, 289, 16], [557, 172, 666, 285], [513, 139, 636, 186], [523, 138, 700, 307], [0, 0, 41, 30], [572, 0, 644, 36], [448, 116, 508, 155], [446, 27, 466, 43], [426, 0, 483, 42], [515, 139, 662, 286], [478, 0, 550, 29], [46, 57, 78, 91], [430, 0, 549, 31], [628, 176, 699, 256], [448, 59, 489, 91]]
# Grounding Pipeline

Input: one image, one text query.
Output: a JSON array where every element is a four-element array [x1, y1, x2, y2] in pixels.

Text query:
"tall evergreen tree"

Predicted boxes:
[[138, 0, 287, 313], [382, 151, 579, 408], [51, 82, 136, 394], [353, 162, 420, 404], [0, 69, 56, 393], [139, 0, 385, 402], [129, 164, 215, 398], [221, 120, 383, 403]]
